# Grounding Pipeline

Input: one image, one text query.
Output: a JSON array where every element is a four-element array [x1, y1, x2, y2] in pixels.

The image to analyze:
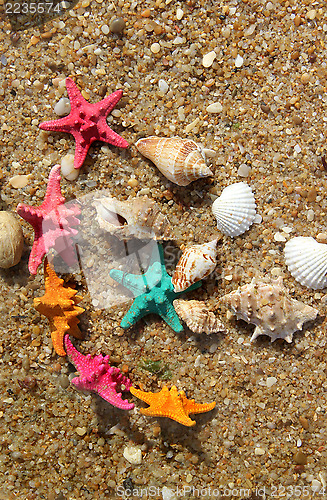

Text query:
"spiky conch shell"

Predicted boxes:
[[284, 236, 327, 290], [172, 239, 218, 292], [173, 299, 227, 334], [93, 195, 173, 240], [135, 136, 213, 186], [221, 276, 318, 343], [211, 182, 256, 237]]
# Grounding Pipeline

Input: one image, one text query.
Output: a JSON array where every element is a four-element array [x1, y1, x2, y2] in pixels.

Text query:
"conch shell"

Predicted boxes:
[[135, 136, 213, 186], [221, 276, 318, 343], [173, 299, 227, 334], [93, 195, 172, 240], [172, 239, 218, 292]]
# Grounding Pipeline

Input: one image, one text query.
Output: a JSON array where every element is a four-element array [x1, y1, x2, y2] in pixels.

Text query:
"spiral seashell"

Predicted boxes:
[[211, 182, 256, 237], [135, 136, 213, 186], [221, 276, 318, 343], [172, 239, 218, 292], [284, 236, 327, 289], [93, 195, 173, 241], [173, 299, 227, 334], [0, 211, 24, 268]]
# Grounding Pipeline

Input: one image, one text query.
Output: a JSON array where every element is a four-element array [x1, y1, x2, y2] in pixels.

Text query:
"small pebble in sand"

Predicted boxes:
[[301, 73, 310, 84], [75, 426, 87, 436], [293, 450, 307, 465], [202, 50, 216, 68], [0, 212, 24, 268], [266, 377, 277, 388], [123, 446, 142, 464], [151, 43, 161, 54], [110, 17, 126, 33], [176, 8, 184, 20], [158, 79, 169, 94], [61, 154, 79, 181], [206, 102, 223, 113], [9, 174, 31, 188], [235, 54, 244, 67], [254, 447, 265, 456], [54, 97, 71, 116], [237, 163, 251, 177]]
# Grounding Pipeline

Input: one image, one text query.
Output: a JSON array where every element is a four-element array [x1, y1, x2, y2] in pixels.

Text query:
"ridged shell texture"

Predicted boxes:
[[284, 236, 327, 290], [221, 276, 318, 343], [173, 299, 226, 334], [212, 182, 256, 237], [172, 239, 218, 292], [135, 136, 213, 186]]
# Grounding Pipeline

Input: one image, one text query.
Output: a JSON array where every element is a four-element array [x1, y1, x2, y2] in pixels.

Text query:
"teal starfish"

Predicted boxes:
[[109, 244, 201, 332]]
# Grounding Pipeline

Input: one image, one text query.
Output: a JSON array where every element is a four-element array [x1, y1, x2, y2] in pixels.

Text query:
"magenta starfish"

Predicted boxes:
[[17, 165, 80, 275], [39, 78, 129, 169], [64, 335, 134, 410]]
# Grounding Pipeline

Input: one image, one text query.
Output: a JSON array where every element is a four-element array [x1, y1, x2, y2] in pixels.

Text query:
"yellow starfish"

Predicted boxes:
[[130, 385, 216, 427], [34, 258, 84, 356]]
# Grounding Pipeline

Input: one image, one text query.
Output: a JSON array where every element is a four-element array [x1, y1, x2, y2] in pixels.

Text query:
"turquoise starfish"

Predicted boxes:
[[109, 244, 201, 332]]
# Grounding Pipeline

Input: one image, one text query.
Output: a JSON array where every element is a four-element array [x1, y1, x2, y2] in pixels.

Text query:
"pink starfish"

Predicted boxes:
[[17, 165, 80, 275], [64, 335, 134, 410], [39, 78, 129, 169]]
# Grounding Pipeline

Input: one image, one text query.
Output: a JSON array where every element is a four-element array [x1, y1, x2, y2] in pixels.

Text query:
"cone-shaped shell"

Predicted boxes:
[[284, 236, 327, 290], [212, 182, 256, 237], [173, 299, 227, 334], [172, 239, 218, 292], [135, 136, 213, 186]]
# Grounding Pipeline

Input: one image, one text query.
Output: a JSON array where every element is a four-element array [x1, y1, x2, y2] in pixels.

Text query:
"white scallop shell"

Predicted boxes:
[[172, 239, 218, 292], [211, 182, 256, 237], [135, 136, 213, 186], [173, 299, 227, 334], [284, 236, 327, 290]]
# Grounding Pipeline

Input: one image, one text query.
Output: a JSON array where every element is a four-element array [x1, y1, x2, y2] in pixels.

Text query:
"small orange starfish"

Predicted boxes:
[[34, 258, 84, 356], [130, 385, 216, 427]]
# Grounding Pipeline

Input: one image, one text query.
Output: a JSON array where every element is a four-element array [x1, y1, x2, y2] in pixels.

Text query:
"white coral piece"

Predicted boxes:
[[221, 276, 318, 343]]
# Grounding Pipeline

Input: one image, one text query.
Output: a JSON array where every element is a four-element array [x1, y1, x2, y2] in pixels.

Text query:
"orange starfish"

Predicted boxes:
[[130, 385, 216, 427], [34, 258, 84, 356]]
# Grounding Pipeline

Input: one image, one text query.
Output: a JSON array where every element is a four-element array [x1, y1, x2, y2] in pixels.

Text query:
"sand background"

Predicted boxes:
[[0, 0, 327, 498]]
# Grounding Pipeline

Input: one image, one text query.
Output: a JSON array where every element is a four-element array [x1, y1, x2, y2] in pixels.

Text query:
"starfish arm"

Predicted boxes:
[[39, 115, 75, 134], [109, 269, 148, 296], [97, 89, 124, 115], [73, 137, 92, 169], [65, 77, 88, 107], [155, 300, 184, 333], [41, 165, 66, 211], [120, 295, 149, 328], [130, 386, 170, 405], [28, 231, 46, 274], [98, 125, 129, 149]]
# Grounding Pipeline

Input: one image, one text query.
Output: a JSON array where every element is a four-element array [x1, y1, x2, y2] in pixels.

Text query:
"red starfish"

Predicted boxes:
[[39, 78, 129, 169], [17, 165, 80, 275]]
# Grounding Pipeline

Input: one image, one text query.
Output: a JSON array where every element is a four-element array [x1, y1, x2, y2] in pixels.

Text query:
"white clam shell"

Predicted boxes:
[[172, 239, 218, 292], [0, 211, 24, 268], [212, 182, 256, 237], [135, 136, 213, 186], [284, 236, 327, 290]]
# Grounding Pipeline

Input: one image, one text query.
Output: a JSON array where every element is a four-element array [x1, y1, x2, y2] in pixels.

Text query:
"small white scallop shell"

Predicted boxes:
[[172, 239, 218, 292], [173, 299, 227, 334], [284, 236, 327, 289], [135, 136, 213, 186], [0, 212, 24, 268], [211, 182, 256, 237]]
